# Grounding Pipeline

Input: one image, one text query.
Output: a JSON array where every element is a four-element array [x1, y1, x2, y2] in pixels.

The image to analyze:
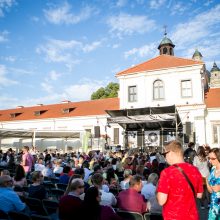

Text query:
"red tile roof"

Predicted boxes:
[[116, 55, 203, 76], [0, 97, 119, 122], [205, 88, 220, 108]]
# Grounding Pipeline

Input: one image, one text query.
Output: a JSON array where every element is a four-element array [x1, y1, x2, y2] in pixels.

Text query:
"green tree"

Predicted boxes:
[[91, 82, 119, 100]]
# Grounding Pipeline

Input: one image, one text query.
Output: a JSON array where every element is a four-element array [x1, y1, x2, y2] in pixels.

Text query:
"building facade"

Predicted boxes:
[[0, 33, 220, 152]]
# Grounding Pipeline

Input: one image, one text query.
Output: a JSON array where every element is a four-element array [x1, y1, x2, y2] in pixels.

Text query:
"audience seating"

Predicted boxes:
[[50, 188, 65, 201], [56, 183, 67, 191], [25, 197, 48, 216], [42, 199, 59, 215], [8, 211, 31, 220], [143, 213, 163, 220], [117, 210, 144, 220]]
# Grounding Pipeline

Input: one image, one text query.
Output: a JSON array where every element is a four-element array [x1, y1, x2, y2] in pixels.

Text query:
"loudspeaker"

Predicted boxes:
[[94, 126, 100, 138], [185, 122, 191, 135], [184, 134, 189, 143]]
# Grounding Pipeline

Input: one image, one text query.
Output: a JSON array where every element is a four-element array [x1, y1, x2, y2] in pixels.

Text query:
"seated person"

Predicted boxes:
[[92, 173, 117, 207], [28, 171, 48, 200], [120, 169, 132, 190], [117, 175, 147, 213], [141, 173, 162, 213], [82, 186, 122, 220], [59, 178, 84, 220], [59, 166, 71, 184], [34, 158, 45, 172], [0, 175, 26, 213]]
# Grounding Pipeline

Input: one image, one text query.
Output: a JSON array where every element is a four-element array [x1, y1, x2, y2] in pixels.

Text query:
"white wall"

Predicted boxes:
[[118, 65, 204, 109]]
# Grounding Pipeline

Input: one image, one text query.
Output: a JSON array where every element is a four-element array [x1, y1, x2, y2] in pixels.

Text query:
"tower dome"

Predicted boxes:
[[192, 49, 203, 61], [211, 62, 220, 72], [158, 31, 175, 56]]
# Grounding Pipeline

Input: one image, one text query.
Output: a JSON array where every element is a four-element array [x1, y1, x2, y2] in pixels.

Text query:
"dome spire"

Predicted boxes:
[[192, 48, 203, 61], [158, 26, 175, 56]]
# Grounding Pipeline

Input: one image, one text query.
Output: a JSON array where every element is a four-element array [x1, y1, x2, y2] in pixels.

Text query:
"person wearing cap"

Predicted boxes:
[[0, 175, 26, 213]]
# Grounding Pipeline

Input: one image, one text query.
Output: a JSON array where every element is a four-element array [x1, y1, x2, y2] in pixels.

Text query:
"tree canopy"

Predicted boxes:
[[91, 82, 119, 100]]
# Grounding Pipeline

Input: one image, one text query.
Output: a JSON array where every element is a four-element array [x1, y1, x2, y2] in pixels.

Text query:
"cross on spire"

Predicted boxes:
[[163, 25, 167, 36]]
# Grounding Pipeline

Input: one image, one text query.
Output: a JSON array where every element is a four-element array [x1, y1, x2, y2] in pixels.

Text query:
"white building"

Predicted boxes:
[[0, 33, 220, 151]]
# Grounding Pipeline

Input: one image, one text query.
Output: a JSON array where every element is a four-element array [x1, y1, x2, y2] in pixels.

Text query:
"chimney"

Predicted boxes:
[[16, 105, 24, 108], [61, 100, 71, 104]]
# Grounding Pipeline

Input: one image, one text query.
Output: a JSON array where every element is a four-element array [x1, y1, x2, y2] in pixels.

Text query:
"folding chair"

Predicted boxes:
[[8, 211, 31, 220], [117, 210, 144, 220], [143, 212, 163, 220], [42, 199, 59, 215], [56, 183, 67, 191], [50, 188, 65, 201], [25, 197, 48, 216]]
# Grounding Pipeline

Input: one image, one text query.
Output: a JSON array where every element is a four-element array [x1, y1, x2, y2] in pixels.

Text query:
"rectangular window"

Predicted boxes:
[[114, 128, 119, 145], [181, 80, 192, 97], [128, 86, 137, 102], [213, 124, 219, 144]]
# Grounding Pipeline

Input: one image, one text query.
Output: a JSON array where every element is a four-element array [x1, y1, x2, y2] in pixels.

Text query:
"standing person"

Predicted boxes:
[[21, 146, 34, 174], [206, 148, 220, 220], [184, 142, 197, 164], [157, 140, 203, 220], [193, 146, 210, 209]]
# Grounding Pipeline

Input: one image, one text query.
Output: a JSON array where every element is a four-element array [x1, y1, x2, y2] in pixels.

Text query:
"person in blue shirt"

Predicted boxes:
[[59, 166, 71, 184], [0, 175, 26, 213]]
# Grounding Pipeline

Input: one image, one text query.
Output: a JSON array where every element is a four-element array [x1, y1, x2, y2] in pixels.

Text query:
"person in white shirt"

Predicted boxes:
[[91, 173, 117, 207], [34, 158, 45, 172]]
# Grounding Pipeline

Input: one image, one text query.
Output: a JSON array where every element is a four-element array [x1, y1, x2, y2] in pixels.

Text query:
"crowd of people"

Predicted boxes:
[[0, 141, 219, 220]]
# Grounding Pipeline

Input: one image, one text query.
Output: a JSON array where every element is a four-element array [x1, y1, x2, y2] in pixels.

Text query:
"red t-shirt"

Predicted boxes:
[[157, 163, 203, 220]]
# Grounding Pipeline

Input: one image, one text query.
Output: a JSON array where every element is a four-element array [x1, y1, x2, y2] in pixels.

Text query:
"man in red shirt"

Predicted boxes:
[[117, 175, 147, 213], [157, 140, 203, 220]]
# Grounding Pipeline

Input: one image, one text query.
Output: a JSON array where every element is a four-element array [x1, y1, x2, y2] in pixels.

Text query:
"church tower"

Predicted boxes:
[[158, 28, 175, 56], [192, 49, 203, 61], [210, 62, 220, 88]]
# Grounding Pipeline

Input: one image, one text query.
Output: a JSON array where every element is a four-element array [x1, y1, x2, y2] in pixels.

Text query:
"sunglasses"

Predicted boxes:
[[162, 151, 170, 156], [208, 157, 217, 161], [78, 185, 85, 188]]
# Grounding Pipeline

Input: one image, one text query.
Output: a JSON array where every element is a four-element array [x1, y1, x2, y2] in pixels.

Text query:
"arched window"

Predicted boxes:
[[153, 80, 164, 100], [163, 47, 167, 54]]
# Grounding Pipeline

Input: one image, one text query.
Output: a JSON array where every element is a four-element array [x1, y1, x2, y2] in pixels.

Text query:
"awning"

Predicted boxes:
[[106, 105, 182, 131], [0, 129, 80, 139]]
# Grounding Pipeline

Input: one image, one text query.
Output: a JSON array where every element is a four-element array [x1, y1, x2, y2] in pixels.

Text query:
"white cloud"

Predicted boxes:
[[4, 56, 16, 62], [41, 81, 53, 93], [0, 0, 15, 17], [0, 64, 18, 86], [44, 2, 96, 25], [171, 4, 220, 50], [9, 67, 33, 75], [112, 44, 120, 49], [116, 0, 127, 7], [82, 41, 102, 52], [170, 2, 189, 15], [149, 0, 166, 9], [49, 70, 61, 81], [107, 13, 156, 37], [64, 78, 107, 101], [0, 30, 9, 42], [124, 42, 157, 59], [36, 38, 102, 70]]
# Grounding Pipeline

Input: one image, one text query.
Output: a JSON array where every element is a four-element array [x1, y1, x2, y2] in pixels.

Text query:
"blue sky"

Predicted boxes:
[[0, 0, 219, 109]]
